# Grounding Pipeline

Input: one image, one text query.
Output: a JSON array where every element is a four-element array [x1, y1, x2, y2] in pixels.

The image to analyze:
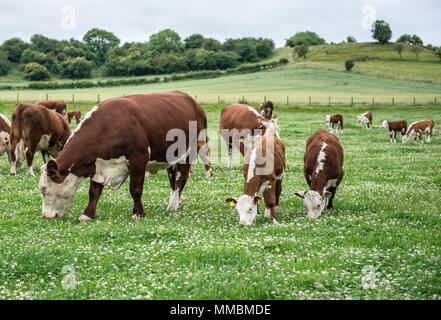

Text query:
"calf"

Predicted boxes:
[[38, 91, 212, 220], [325, 114, 343, 134], [225, 118, 285, 226], [36, 100, 67, 117], [381, 120, 407, 143], [356, 111, 372, 129], [9, 104, 71, 177], [295, 129, 344, 219], [402, 120, 434, 144], [0, 113, 11, 163], [219, 103, 279, 168], [67, 111, 82, 124], [260, 100, 274, 119]]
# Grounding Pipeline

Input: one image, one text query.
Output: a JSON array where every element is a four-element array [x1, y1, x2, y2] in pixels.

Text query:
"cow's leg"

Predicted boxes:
[[129, 161, 147, 220], [326, 187, 337, 212], [225, 136, 233, 168], [25, 138, 39, 177], [427, 128, 432, 143], [335, 122, 339, 134], [263, 182, 278, 224], [167, 163, 191, 211], [418, 130, 424, 144], [340, 121, 343, 133], [389, 131, 393, 143], [197, 140, 212, 178], [79, 181, 104, 221], [275, 179, 283, 213], [41, 150, 50, 163]]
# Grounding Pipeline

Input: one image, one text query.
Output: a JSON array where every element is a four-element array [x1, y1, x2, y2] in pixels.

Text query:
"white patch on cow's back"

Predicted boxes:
[[0, 113, 11, 126], [315, 142, 328, 174], [65, 105, 99, 146], [247, 147, 257, 182], [92, 156, 129, 190]]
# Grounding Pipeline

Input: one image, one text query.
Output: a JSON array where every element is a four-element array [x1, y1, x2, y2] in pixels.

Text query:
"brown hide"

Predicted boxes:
[[67, 111, 82, 124], [304, 129, 344, 210], [405, 120, 435, 142], [46, 91, 210, 219], [327, 114, 343, 130], [9, 104, 71, 175], [242, 134, 286, 222], [36, 100, 67, 116], [219, 104, 267, 156]]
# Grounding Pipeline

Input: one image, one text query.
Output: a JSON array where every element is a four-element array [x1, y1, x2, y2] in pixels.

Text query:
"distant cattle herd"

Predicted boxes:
[[0, 92, 436, 225]]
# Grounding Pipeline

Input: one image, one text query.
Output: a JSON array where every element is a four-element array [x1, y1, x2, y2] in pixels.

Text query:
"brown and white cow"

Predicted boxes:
[[225, 118, 285, 226], [325, 114, 343, 134], [219, 103, 279, 168], [381, 120, 407, 143], [356, 111, 372, 129], [0, 113, 11, 163], [36, 100, 67, 117], [9, 104, 71, 177], [260, 100, 274, 119], [402, 120, 434, 144], [38, 91, 212, 220], [67, 111, 82, 124], [295, 129, 344, 219]]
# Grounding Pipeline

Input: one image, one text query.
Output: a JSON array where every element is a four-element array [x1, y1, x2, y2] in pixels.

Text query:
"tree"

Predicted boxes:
[[83, 28, 120, 63], [345, 60, 355, 71], [202, 38, 222, 52], [371, 20, 392, 44], [20, 49, 47, 65], [397, 34, 423, 46], [436, 48, 441, 62], [2, 37, 27, 62], [30, 34, 61, 54], [61, 57, 93, 79], [410, 46, 423, 60], [184, 34, 204, 49], [293, 45, 309, 59], [285, 31, 325, 47], [394, 43, 405, 59], [347, 36, 356, 43], [148, 29, 183, 55], [0, 50, 10, 76], [23, 62, 50, 81], [255, 38, 275, 58]]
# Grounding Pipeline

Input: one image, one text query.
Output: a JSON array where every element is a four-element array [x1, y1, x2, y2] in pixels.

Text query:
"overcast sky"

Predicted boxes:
[[1, 0, 440, 47]]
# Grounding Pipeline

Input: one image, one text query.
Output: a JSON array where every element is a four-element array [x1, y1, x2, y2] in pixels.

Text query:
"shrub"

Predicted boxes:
[[61, 57, 93, 79], [286, 31, 325, 47], [23, 62, 50, 81], [436, 48, 441, 61], [347, 36, 356, 43], [345, 60, 355, 71], [279, 58, 289, 64]]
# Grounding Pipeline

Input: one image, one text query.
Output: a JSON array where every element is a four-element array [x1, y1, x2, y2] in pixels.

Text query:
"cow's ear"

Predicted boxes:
[[225, 198, 237, 207], [323, 191, 332, 199], [253, 196, 262, 204], [295, 191, 306, 199], [273, 115, 278, 121], [46, 160, 59, 177]]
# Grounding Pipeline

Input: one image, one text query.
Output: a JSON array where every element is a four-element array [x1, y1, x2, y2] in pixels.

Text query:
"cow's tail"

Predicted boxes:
[[9, 105, 26, 174], [198, 111, 212, 178]]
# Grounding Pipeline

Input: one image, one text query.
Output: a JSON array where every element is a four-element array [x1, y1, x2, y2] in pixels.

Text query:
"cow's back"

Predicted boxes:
[[36, 100, 67, 115], [0, 113, 10, 132], [305, 129, 343, 170], [220, 104, 261, 132]]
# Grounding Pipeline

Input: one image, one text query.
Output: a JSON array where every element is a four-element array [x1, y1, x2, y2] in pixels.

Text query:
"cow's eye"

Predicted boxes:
[[41, 187, 47, 193], [317, 205, 320, 208]]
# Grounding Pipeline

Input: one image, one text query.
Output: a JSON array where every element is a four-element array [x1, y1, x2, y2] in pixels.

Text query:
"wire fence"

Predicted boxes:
[[0, 91, 440, 106]]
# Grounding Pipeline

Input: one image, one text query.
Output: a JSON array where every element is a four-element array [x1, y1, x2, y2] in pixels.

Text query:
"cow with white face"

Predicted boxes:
[[225, 118, 285, 226], [295, 129, 344, 219], [402, 120, 434, 144], [325, 114, 343, 134], [0, 113, 11, 163], [39, 91, 212, 221], [356, 111, 372, 129], [381, 119, 407, 143]]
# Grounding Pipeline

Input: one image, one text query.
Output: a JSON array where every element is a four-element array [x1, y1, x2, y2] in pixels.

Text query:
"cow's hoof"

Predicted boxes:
[[9, 172, 15, 177], [206, 169, 213, 179], [275, 205, 280, 213], [56, 212, 65, 218], [132, 214, 142, 220], [272, 218, 280, 225], [79, 214, 92, 221], [326, 207, 333, 213]]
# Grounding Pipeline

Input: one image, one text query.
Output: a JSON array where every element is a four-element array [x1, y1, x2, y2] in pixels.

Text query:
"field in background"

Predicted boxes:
[[0, 104, 440, 299]]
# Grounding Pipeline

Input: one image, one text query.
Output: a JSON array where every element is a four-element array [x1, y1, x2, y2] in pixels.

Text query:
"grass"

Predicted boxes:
[[0, 103, 440, 300]]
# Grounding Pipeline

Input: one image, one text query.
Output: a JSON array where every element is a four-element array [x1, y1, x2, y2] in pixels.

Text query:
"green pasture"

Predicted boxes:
[[0, 103, 440, 299]]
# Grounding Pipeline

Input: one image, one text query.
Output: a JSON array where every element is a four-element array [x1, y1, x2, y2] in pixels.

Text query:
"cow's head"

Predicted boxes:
[[260, 101, 274, 120], [0, 131, 10, 157], [39, 160, 83, 219], [260, 116, 280, 138], [325, 115, 331, 123], [295, 190, 332, 219], [381, 120, 389, 129], [402, 132, 412, 144], [225, 195, 262, 226], [356, 115, 369, 124]]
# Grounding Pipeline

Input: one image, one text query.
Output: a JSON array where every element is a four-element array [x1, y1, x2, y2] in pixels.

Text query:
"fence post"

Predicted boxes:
[[17, 92, 19, 104], [329, 96, 331, 105], [46, 93, 48, 100], [264, 95, 266, 102], [435, 97, 437, 105], [97, 93, 100, 103], [392, 97, 394, 105], [372, 97, 374, 105], [413, 97, 416, 105], [286, 96, 289, 106], [309, 96, 311, 106], [72, 93, 74, 103], [218, 96, 220, 105], [351, 97, 354, 106], [195, 95, 197, 102]]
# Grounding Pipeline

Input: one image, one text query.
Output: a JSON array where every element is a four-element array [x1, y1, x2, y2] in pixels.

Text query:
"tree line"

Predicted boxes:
[[0, 29, 275, 81]]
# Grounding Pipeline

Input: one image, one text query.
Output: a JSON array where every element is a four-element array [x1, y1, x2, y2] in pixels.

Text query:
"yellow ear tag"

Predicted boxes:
[[257, 199, 262, 204], [230, 201, 236, 207]]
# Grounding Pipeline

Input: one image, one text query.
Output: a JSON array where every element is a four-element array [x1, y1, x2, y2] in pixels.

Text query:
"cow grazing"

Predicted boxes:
[[0, 113, 11, 163], [225, 117, 285, 226], [36, 100, 67, 116], [219, 103, 280, 168], [38, 91, 212, 220], [402, 120, 434, 144], [9, 104, 71, 177], [260, 100, 274, 119], [356, 111, 372, 129], [295, 129, 344, 219], [325, 114, 343, 134], [381, 120, 407, 143], [67, 111, 82, 124]]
